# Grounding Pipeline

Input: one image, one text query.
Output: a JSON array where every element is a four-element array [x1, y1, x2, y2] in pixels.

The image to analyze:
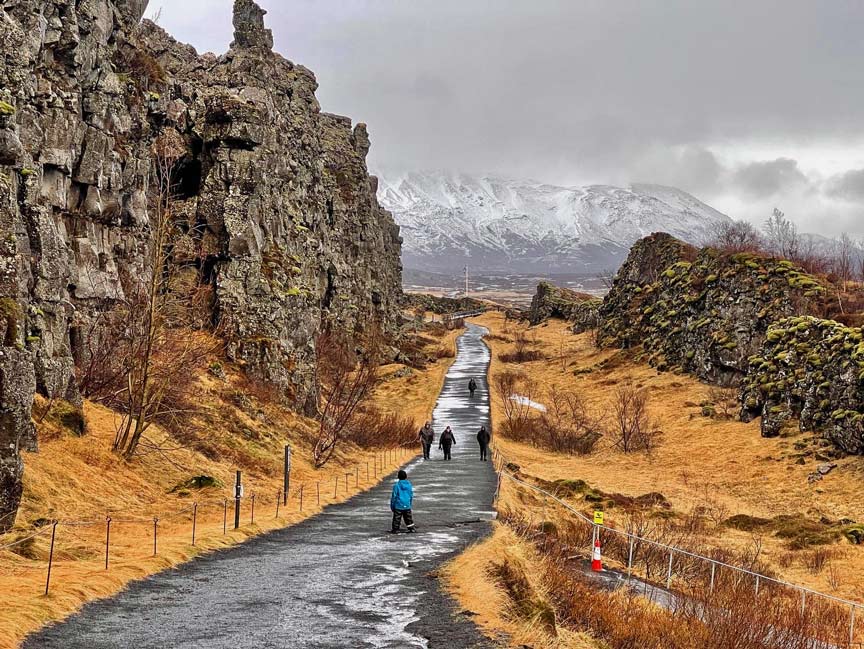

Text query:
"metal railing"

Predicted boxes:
[[492, 448, 862, 646]]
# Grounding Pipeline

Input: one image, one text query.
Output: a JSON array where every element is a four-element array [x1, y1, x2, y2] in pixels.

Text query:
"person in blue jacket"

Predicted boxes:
[[390, 470, 415, 533]]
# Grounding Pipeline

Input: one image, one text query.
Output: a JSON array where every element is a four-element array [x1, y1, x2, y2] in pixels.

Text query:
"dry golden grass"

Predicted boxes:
[[444, 524, 598, 649], [0, 328, 459, 649], [472, 311, 864, 603]]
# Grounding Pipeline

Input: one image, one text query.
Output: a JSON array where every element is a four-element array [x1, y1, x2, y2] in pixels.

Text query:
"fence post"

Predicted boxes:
[[250, 494, 255, 525], [275, 491, 281, 519], [345, 473, 350, 494], [299, 485, 304, 512], [709, 562, 716, 593], [153, 517, 158, 556], [104, 516, 111, 570], [234, 470, 242, 530], [334, 476, 339, 498], [366, 462, 369, 481], [192, 502, 198, 546], [850, 604, 856, 646], [355, 467, 359, 488], [223, 498, 228, 534], [44, 520, 57, 596], [666, 550, 673, 589], [754, 574, 760, 597], [627, 535, 634, 578], [283, 445, 291, 506], [801, 590, 806, 615]]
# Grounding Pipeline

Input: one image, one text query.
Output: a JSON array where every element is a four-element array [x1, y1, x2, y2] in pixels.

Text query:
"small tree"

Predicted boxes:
[[764, 208, 799, 260], [609, 379, 660, 453], [832, 232, 855, 292], [707, 220, 764, 253], [313, 326, 381, 467]]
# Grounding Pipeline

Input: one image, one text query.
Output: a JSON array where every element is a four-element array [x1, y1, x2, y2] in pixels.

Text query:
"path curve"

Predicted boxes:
[[25, 324, 497, 649]]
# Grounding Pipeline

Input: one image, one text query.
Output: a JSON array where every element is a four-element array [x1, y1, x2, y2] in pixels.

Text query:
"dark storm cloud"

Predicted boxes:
[[827, 169, 864, 202], [156, 0, 864, 235], [731, 158, 810, 199]]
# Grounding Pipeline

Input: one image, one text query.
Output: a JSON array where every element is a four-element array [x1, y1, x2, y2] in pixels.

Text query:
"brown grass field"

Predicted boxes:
[[0, 326, 459, 649], [443, 311, 864, 647]]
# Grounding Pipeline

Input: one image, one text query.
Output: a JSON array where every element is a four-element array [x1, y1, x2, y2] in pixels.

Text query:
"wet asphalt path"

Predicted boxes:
[[25, 324, 497, 649]]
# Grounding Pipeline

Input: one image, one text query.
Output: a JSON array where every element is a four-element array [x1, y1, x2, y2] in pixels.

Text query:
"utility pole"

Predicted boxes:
[[464, 266, 469, 297]]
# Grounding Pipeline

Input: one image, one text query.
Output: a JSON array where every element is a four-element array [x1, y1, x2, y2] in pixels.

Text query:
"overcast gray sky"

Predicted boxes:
[[156, 0, 864, 236]]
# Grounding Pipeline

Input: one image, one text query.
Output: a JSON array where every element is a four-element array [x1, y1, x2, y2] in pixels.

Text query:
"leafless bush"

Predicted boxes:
[[608, 380, 661, 453], [495, 374, 600, 454], [498, 329, 544, 363], [313, 326, 381, 467], [707, 386, 738, 420], [706, 219, 764, 253], [348, 407, 417, 448]]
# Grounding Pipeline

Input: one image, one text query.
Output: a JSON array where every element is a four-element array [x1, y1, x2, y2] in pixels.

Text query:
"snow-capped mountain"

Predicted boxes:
[[376, 171, 733, 273]]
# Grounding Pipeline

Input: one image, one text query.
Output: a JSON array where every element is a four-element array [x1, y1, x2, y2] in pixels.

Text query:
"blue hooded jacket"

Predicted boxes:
[[390, 479, 413, 511]]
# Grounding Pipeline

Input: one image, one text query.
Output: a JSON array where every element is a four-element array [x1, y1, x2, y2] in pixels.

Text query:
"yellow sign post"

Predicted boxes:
[[593, 510, 604, 525]]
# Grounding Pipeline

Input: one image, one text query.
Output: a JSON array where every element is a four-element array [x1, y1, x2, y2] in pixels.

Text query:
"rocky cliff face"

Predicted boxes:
[[596, 233, 864, 456], [527, 282, 600, 328], [741, 317, 864, 452], [0, 0, 402, 530], [597, 233, 826, 384]]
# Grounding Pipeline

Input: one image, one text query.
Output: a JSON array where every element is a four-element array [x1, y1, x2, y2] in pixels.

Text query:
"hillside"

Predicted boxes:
[[457, 311, 864, 647], [376, 170, 731, 273]]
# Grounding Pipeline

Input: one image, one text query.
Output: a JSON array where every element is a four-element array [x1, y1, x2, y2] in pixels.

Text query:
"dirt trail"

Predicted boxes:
[[25, 324, 498, 649]]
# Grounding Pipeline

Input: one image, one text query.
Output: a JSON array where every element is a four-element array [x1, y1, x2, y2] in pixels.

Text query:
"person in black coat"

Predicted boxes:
[[468, 377, 477, 396], [439, 426, 456, 460], [476, 425, 491, 461]]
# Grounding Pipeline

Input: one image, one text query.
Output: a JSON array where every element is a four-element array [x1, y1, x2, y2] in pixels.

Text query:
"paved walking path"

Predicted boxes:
[[26, 324, 498, 649]]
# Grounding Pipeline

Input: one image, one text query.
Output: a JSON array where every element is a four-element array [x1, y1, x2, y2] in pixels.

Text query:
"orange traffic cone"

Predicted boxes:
[[592, 537, 602, 572]]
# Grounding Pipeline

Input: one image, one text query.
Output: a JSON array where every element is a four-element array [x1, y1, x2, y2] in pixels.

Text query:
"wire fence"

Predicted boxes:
[[491, 448, 864, 647], [0, 446, 415, 596]]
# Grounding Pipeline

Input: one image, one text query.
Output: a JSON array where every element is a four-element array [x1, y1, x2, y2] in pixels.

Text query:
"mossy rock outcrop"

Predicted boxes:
[[598, 233, 826, 385], [741, 316, 864, 453], [528, 281, 599, 326]]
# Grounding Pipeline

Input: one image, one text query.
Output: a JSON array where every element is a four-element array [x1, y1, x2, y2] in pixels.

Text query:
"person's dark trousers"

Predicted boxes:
[[422, 442, 431, 459], [442, 444, 452, 460], [479, 443, 487, 461], [392, 509, 415, 532]]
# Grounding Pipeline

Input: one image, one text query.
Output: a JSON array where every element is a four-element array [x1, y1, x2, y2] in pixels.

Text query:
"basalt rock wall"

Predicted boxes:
[[597, 233, 826, 384], [0, 0, 402, 530]]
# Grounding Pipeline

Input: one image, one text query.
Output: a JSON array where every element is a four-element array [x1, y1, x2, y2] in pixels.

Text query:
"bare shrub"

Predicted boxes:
[[498, 329, 544, 363], [313, 326, 381, 467], [494, 375, 600, 455], [609, 380, 661, 453], [707, 386, 738, 420], [706, 219, 764, 253], [348, 407, 417, 448]]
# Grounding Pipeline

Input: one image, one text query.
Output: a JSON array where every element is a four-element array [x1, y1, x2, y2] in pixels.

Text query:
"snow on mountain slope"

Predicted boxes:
[[376, 171, 732, 273]]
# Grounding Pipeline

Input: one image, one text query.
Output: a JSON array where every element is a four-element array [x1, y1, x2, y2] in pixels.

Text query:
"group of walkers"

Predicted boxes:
[[390, 377, 491, 533], [417, 420, 490, 461]]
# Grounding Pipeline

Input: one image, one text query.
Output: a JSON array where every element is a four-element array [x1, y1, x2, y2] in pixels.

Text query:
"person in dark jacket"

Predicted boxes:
[[390, 470, 415, 533], [439, 426, 456, 460], [468, 377, 477, 396], [476, 425, 491, 461], [417, 421, 434, 460]]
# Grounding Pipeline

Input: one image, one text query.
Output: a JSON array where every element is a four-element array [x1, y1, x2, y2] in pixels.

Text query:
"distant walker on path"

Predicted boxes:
[[439, 426, 456, 460], [418, 421, 434, 460], [390, 470, 415, 533], [468, 377, 477, 396], [476, 425, 491, 461]]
